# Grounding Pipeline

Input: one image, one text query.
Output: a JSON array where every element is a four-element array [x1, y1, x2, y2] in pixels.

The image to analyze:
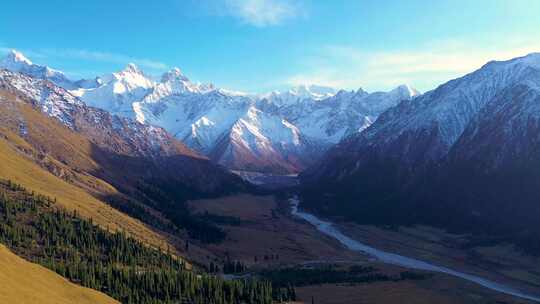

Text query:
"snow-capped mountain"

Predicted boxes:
[[71, 68, 418, 172], [266, 85, 420, 143], [70, 63, 155, 118], [303, 52, 540, 184], [138, 80, 418, 173], [257, 84, 338, 108], [135, 84, 313, 173], [357, 53, 540, 165], [0, 67, 247, 195], [0, 50, 76, 90], [0, 50, 419, 173], [0, 68, 191, 159], [300, 52, 540, 241]]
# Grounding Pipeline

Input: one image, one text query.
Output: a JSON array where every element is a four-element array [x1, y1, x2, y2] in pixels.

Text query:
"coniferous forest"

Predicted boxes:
[[0, 179, 295, 304]]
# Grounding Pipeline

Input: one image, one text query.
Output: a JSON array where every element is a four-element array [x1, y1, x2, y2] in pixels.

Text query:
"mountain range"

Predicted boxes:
[[0, 56, 248, 246], [3, 45, 540, 303], [1, 50, 419, 174], [4, 48, 540, 252], [301, 52, 540, 253]]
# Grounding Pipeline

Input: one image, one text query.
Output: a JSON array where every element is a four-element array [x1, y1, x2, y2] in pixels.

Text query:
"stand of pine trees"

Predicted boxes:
[[223, 259, 247, 274], [135, 180, 227, 244], [261, 265, 430, 287], [0, 179, 295, 304]]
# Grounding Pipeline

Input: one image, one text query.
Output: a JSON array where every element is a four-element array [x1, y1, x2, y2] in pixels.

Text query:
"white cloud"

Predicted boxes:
[[223, 0, 302, 27], [0, 46, 168, 71], [285, 37, 540, 92], [38, 48, 168, 70]]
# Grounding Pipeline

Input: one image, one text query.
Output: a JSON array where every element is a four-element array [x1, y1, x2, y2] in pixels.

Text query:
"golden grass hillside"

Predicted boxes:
[[0, 135, 171, 250], [0, 98, 115, 195], [0, 244, 119, 304], [0, 96, 180, 252]]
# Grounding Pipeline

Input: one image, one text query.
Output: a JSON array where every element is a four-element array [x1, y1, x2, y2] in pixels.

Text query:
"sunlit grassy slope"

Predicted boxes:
[[0, 244, 119, 304], [0, 134, 171, 250]]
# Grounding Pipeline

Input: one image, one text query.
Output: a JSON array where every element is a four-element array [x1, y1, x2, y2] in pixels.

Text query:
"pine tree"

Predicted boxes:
[[0, 180, 285, 304]]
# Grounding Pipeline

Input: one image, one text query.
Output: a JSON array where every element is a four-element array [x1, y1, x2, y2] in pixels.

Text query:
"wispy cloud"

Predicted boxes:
[[285, 37, 540, 92], [222, 0, 303, 27], [0, 46, 45, 60], [0, 46, 168, 72], [37, 48, 168, 70]]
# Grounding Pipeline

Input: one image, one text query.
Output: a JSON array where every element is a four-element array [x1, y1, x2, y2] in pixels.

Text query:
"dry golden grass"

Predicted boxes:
[[0, 244, 119, 304], [0, 101, 121, 197], [0, 98, 190, 263], [0, 136, 171, 250], [0, 100, 99, 175]]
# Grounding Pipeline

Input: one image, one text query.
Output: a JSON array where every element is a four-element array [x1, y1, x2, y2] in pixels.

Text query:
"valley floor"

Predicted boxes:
[[338, 223, 540, 298], [188, 194, 359, 265], [188, 193, 539, 304]]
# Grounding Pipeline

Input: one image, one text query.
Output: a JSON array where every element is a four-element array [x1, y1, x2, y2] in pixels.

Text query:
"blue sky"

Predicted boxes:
[[1, 0, 539, 93]]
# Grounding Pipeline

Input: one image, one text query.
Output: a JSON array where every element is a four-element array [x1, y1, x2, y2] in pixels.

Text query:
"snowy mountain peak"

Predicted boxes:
[[334, 89, 355, 97], [482, 52, 540, 72], [289, 84, 337, 100], [161, 67, 189, 82], [0, 49, 76, 89], [107, 64, 154, 89], [257, 84, 338, 108], [2, 49, 33, 66], [0, 50, 426, 173], [122, 63, 144, 75], [1, 50, 34, 72], [69, 63, 155, 114], [348, 88, 368, 99], [507, 52, 540, 69], [393, 84, 421, 97]]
